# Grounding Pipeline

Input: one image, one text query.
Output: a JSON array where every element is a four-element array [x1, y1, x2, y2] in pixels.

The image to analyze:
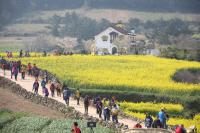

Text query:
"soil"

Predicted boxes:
[[173, 69, 200, 84], [0, 87, 65, 119]]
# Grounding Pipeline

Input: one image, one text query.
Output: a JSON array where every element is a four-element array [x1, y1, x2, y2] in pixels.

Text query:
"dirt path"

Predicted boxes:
[[0, 87, 65, 119], [1, 70, 140, 129]]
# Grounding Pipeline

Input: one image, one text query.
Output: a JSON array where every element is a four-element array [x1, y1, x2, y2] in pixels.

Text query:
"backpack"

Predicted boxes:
[[41, 80, 46, 87]]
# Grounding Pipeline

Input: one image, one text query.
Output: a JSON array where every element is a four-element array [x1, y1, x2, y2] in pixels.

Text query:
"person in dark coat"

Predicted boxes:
[[84, 95, 90, 114], [33, 79, 39, 96], [63, 87, 71, 106], [50, 83, 55, 97], [145, 114, 153, 128], [12, 65, 18, 81], [152, 117, 163, 128]]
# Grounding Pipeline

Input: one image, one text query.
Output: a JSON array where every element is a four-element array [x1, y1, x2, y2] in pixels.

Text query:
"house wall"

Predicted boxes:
[[95, 27, 124, 54]]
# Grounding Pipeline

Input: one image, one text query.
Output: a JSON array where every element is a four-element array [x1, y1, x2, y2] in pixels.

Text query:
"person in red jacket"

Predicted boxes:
[[175, 124, 186, 133], [27, 63, 32, 75], [71, 122, 81, 133], [134, 121, 142, 128]]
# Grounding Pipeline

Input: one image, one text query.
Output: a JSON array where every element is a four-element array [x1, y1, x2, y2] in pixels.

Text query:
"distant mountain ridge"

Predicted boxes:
[[0, 0, 200, 29]]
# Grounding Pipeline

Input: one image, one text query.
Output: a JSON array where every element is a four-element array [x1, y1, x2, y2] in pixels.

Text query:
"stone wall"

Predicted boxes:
[[0, 77, 125, 132]]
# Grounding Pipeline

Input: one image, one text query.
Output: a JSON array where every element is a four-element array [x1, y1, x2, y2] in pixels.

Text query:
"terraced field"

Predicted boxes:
[[14, 55, 200, 100]]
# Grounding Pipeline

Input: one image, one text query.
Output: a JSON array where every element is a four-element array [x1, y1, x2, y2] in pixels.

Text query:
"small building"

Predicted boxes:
[[94, 25, 136, 55]]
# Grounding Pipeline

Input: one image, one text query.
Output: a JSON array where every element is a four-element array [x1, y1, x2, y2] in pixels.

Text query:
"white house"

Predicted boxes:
[[94, 26, 135, 55]]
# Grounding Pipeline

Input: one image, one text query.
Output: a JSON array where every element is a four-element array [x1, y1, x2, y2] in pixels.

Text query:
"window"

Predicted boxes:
[[101, 35, 108, 41]]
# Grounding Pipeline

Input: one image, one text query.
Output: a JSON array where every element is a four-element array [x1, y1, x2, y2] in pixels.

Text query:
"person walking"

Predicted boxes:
[[41, 78, 46, 94], [158, 109, 167, 128], [19, 49, 23, 58], [12, 65, 18, 81], [111, 104, 119, 123], [103, 98, 110, 122], [33, 79, 39, 96], [10, 61, 13, 79], [43, 87, 49, 97], [27, 63, 32, 75], [96, 98, 103, 118], [21, 65, 26, 80], [145, 113, 153, 128], [63, 87, 71, 106], [32, 64, 39, 80], [152, 116, 163, 128], [17, 61, 21, 73], [56, 82, 61, 97], [84, 95, 90, 115], [50, 82, 55, 97], [75, 89, 81, 105]]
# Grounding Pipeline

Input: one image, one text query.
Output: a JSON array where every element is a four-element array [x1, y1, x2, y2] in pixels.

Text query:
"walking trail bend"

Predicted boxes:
[[1, 70, 141, 129]]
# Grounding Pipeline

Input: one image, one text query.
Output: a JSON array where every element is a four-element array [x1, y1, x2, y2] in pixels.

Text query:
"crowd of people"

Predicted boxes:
[[0, 55, 194, 133]]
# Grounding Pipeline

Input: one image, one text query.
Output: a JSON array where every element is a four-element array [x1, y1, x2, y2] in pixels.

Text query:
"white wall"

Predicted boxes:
[[95, 27, 123, 54]]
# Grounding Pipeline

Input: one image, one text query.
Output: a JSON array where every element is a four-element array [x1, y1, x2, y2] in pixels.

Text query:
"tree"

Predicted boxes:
[[49, 15, 61, 36], [127, 18, 142, 33], [26, 35, 57, 52], [84, 40, 95, 54]]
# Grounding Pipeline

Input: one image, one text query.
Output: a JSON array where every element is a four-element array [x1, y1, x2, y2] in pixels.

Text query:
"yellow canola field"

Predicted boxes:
[[119, 101, 183, 114], [125, 111, 200, 131], [16, 55, 200, 96], [120, 102, 199, 131]]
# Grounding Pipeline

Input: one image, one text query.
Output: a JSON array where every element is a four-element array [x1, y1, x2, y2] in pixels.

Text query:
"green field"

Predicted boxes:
[[0, 109, 114, 133]]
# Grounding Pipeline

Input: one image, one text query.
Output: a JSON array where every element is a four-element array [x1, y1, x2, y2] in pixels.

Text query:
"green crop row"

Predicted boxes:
[[0, 109, 114, 133]]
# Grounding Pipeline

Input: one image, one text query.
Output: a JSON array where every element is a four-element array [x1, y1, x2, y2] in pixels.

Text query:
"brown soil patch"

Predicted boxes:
[[0, 87, 65, 119], [173, 69, 200, 84]]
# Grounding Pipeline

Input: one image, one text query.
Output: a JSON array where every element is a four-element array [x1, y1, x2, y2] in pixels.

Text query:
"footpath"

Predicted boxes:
[[2, 70, 140, 129]]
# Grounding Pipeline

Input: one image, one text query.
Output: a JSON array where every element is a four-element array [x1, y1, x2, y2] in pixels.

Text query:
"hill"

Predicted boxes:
[[18, 8, 200, 23], [1, 0, 200, 28]]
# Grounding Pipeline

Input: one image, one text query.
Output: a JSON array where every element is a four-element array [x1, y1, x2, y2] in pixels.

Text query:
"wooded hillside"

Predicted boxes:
[[1, 0, 200, 28]]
